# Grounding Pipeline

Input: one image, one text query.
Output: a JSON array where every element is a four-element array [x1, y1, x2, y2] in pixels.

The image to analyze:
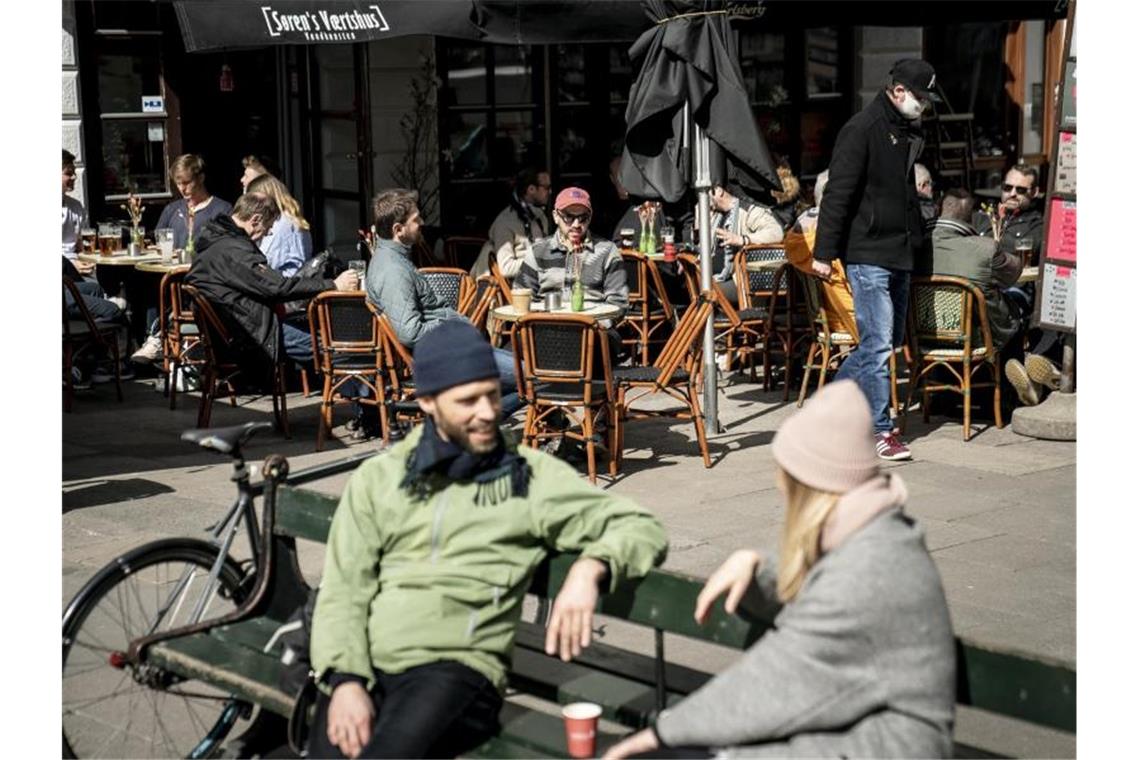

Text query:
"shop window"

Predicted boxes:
[[92, 33, 171, 200]]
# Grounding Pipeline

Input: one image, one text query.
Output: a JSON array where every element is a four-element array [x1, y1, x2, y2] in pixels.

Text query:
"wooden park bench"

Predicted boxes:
[[143, 483, 1076, 758]]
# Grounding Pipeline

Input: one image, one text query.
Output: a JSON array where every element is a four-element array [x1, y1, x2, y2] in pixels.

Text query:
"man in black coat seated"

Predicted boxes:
[[186, 192, 358, 388]]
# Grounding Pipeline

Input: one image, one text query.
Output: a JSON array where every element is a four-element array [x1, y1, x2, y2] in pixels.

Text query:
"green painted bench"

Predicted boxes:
[[146, 484, 1076, 758]]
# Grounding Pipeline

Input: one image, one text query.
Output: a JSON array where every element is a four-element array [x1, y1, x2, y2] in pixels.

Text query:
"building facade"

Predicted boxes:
[[64, 1, 1069, 259]]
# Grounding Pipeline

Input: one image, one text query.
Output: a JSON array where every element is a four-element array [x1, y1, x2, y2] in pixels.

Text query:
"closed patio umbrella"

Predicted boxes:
[[619, 0, 780, 435]]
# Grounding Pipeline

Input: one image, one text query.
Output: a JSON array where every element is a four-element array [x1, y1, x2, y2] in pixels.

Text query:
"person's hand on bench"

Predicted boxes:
[[545, 557, 609, 661], [694, 549, 765, 624], [327, 680, 375, 758]]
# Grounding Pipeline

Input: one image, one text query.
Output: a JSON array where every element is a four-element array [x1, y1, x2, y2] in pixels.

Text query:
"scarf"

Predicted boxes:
[[400, 417, 531, 504]]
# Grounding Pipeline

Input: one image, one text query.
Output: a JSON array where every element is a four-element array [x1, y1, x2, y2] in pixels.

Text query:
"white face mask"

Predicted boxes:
[[895, 89, 925, 121]]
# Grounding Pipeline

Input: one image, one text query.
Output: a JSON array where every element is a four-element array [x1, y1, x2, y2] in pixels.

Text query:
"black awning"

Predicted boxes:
[[174, 1, 1068, 53], [172, 0, 653, 52]]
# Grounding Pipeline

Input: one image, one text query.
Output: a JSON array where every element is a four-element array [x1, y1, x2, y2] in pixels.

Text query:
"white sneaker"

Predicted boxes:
[[131, 335, 164, 365], [108, 296, 128, 312]]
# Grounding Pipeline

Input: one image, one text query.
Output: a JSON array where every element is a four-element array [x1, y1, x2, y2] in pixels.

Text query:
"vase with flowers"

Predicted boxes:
[[122, 193, 144, 255]]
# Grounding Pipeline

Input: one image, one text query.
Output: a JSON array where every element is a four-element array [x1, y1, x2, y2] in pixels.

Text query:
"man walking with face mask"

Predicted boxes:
[[813, 59, 939, 461]]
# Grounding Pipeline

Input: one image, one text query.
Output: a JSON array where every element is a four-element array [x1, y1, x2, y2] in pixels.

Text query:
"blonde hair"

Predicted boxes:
[[169, 153, 205, 181], [776, 467, 841, 602], [246, 174, 310, 231]]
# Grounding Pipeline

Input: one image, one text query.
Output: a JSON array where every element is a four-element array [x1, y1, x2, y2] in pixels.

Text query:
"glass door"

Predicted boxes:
[[307, 43, 374, 258]]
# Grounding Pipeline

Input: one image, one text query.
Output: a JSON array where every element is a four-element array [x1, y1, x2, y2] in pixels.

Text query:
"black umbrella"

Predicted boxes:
[[619, 0, 779, 434], [619, 0, 779, 204]]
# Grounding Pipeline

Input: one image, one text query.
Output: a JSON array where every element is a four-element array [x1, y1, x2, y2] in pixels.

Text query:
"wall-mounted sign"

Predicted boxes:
[[147, 123, 165, 142], [1040, 264, 1076, 332], [142, 96, 164, 113], [1055, 132, 1076, 194], [1060, 60, 1076, 129], [1044, 198, 1077, 265]]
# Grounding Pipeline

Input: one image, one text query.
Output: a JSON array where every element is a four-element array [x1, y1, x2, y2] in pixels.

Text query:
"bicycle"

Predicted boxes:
[[62, 421, 372, 759]]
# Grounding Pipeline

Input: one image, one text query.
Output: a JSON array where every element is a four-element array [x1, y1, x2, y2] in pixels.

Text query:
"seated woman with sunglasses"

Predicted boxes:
[[603, 380, 956, 760], [515, 186, 630, 328]]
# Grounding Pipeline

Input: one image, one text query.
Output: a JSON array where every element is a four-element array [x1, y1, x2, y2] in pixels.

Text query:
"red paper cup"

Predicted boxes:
[[562, 702, 603, 758]]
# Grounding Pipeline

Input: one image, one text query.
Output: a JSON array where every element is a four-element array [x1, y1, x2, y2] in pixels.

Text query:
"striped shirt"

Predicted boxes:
[[515, 232, 629, 320]]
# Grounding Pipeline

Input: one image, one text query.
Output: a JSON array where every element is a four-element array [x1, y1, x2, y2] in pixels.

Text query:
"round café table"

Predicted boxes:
[[135, 261, 190, 275], [78, 251, 163, 266], [78, 251, 164, 342], [492, 301, 624, 323]]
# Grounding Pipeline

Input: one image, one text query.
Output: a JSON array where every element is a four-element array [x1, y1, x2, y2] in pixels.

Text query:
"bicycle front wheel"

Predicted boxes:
[[62, 538, 250, 759]]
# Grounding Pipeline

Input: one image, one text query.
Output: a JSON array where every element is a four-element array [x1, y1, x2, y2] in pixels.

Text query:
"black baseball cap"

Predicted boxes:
[[889, 59, 942, 103]]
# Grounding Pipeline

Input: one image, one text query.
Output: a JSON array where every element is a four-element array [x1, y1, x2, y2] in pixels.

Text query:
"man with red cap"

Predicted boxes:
[[515, 186, 629, 325]]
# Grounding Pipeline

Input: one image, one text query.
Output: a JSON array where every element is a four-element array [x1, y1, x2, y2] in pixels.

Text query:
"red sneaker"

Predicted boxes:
[[875, 431, 912, 461]]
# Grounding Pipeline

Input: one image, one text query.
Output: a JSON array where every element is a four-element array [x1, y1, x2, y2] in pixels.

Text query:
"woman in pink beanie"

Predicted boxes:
[[605, 380, 957, 759]]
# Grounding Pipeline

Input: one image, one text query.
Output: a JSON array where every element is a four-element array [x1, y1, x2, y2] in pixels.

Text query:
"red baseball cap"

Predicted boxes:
[[554, 187, 592, 212]]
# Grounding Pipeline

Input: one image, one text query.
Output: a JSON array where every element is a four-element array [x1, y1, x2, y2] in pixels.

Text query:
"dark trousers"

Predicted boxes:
[[307, 661, 502, 759]]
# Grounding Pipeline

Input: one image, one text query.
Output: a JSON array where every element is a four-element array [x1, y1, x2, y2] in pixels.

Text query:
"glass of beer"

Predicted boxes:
[[80, 228, 97, 253], [1014, 236, 1033, 267], [98, 223, 121, 256]]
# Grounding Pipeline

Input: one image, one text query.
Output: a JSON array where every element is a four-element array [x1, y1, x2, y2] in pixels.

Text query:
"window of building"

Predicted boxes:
[[82, 2, 174, 205]]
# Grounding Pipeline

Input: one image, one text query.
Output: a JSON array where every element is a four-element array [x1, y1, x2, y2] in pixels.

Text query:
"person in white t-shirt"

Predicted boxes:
[[62, 150, 88, 261]]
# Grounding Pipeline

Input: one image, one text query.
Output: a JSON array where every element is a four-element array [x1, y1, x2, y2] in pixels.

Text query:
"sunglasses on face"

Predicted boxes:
[[559, 211, 591, 225], [1002, 184, 1032, 196]]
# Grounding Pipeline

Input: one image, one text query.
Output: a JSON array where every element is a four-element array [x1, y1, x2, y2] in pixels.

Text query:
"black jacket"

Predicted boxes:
[[815, 91, 927, 271], [976, 205, 1044, 260], [186, 215, 333, 363]]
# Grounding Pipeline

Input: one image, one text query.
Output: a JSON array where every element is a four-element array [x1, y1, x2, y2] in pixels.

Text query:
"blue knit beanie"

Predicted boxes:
[[413, 320, 500, 397]]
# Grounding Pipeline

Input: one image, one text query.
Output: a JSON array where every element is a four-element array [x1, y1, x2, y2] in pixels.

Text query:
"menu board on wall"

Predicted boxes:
[[1056, 132, 1076, 194], [1044, 198, 1077, 264], [1039, 264, 1077, 332]]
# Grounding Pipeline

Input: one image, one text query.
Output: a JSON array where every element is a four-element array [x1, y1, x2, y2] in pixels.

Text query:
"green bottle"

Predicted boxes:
[[645, 226, 657, 255], [639, 225, 648, 253], [571, 277, 585, 312], [184, 237, 195, 262]]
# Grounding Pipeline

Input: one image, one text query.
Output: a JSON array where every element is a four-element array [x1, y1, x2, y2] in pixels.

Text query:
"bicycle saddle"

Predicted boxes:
[[181, 421, 274, 455]]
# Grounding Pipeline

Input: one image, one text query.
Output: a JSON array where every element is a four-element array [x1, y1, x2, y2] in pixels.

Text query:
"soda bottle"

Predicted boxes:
[[645, 226, 657, 256]]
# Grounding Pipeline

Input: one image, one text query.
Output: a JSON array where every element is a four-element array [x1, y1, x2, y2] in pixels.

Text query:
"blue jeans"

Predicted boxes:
[[493, 347, 522, 416], [834, 263, 910, 433]]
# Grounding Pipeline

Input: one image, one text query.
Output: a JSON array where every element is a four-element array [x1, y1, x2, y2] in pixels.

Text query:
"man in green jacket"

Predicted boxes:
[[309, 320, 668, 759]]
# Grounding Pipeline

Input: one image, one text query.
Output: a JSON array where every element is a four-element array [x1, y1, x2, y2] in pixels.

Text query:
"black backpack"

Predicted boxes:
[[271, 589, 320, 754], [282, 250, 349, 318]]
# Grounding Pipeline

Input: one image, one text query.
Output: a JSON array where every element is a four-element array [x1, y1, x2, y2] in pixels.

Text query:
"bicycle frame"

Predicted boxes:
[[125, 448, 376, 665]]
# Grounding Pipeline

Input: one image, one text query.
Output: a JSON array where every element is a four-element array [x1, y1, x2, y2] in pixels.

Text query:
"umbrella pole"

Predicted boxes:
[[690, 106, 719, 436]]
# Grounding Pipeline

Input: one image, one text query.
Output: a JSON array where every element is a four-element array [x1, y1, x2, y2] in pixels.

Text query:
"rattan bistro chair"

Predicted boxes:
[[795, 270, 905, 418], [513, 313, 617, 484], [420, 267, 476, 312], [307, 292, 385, 451], [796, 269, 859, 405], [63, 276, 124, 412], [368, 304, 424, 442], [612, 294, 715, 470], [905, 275, 1004, 441], [158, 269, 203, 410], [183, 284, 290, 436], [464, 275, 502, 336], [677, 253, 767, 379], [620, 250, 676, 366]]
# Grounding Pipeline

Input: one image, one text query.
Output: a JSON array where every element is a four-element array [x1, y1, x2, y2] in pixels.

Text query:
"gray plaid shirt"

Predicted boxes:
[[515, 232, 629, 320]]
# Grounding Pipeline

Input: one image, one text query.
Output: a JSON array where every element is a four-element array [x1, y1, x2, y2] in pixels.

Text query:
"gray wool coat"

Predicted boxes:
[[654, 508, 956, 758]]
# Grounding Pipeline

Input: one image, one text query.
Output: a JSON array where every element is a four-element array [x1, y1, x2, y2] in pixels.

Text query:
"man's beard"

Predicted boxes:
[[437, 413, 499, 455]]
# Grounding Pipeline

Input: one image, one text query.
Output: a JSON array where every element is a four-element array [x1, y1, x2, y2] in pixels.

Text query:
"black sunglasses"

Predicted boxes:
[[559, 210, 591, 225], [1002, 184, 1032, 196]]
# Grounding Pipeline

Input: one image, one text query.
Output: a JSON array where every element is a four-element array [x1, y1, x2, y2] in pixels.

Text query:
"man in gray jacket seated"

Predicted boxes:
[[925, 188, 1024, 351], [365, 188, 521, 416]]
